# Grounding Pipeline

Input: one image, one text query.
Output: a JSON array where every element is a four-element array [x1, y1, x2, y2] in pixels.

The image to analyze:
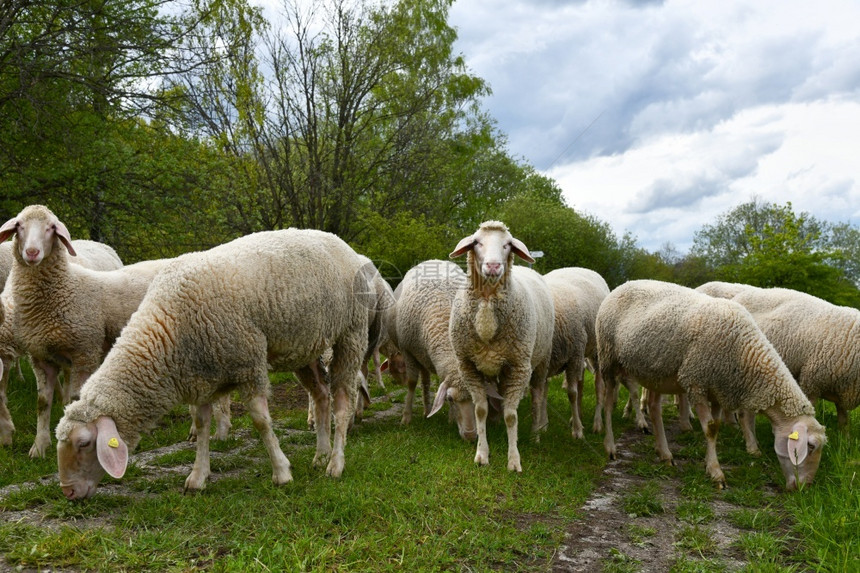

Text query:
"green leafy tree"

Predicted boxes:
[[691, 198, 827, 270], [698, 201, 860, 307], [498, 190, 630, 287]]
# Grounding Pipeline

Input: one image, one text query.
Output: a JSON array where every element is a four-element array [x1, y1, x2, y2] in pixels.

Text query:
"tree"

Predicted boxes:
[[694, 201, 860, 307], [0, 0, 226, 245], [498, 190, 630, 287], [174, 0, 493, 242], [691, 197, 827, 270]]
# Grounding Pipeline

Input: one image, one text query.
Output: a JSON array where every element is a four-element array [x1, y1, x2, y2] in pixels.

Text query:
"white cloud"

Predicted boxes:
[[449, 0, 860, 252], [550, 99, 860, 251]]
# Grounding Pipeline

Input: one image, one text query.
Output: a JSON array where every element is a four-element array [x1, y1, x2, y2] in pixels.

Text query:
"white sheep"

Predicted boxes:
[[597, 279, 827, 490], [724, 285, 860, 443], [449, 221, 555, 472], [56, 228, 371, 499], [0, 205, 170, 458], [382, 259, 477, 439], [0, 238, 125, 447], [303, 256, 394, 430], [543, 267, 648, 439]]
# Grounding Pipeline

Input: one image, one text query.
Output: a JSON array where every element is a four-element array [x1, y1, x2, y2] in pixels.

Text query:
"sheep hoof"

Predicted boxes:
[[312, 451, 331, 468], [183, 476, 207, 494], [325, 455, 345, 478], [28, 438, 50, 459], [747, 448, 762, 457]]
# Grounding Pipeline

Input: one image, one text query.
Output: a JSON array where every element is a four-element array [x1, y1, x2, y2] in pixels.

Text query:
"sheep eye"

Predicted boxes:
[[77, 438, 92, 449]]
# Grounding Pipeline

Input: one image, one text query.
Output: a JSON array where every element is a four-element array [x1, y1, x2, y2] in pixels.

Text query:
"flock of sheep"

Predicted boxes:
[[0, 206, 857, 502]]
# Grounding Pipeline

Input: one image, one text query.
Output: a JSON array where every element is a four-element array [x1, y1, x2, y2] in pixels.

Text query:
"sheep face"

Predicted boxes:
[[773, 416, 827, 491], [0, 205, 76, 265], [57, 416, 128, 500], [450, 221, 534, 284], [446, 385, 478, 441]]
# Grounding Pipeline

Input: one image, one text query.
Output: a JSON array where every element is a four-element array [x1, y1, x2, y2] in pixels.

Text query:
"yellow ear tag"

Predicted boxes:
[[788, 431, 799, 440], [108, 437, 120, 448]]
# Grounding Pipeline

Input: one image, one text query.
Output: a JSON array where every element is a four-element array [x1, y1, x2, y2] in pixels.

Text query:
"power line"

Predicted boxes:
[[546, 109, 605, 170]]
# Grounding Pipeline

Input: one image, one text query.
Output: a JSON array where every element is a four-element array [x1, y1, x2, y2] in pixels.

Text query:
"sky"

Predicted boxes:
[[448, 0, 860, 253]]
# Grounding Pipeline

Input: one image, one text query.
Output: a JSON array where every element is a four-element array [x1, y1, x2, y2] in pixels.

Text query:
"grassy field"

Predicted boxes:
[[0, 363, 858, 572]]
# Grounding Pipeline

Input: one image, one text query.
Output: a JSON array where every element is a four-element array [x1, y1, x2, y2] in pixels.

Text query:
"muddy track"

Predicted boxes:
[[553, 422, 754, 572]]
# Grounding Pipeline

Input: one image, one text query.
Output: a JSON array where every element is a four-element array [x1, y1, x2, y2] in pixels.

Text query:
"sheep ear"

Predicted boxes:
[[510, 237, 534, 264], [95, 416, 128, 478], [359, 375, 371, 407], [486, 382, 504, 413], [379, 359, 389, 372], [53, 220, 76, 256], [0, 217, 17, 243], [450, 235, 476, 258], [775, 422, 809, 466], [485, 382, 503, 401], [428, 381, 449, 417]]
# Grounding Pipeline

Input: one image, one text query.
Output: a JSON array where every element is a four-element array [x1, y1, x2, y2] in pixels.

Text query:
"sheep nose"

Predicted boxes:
[[25, 247, 40, 260], [62, 486, 77, 500], [485, 262, 501, 275]]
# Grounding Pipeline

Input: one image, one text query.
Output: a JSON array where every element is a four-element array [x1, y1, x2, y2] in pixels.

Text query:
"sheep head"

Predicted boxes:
[[0, 204, 76, 266], [773, 415, 827, 491], [428, 379, 478, 442], [57, 416, 128, 500], [450, 221, 533, 289]]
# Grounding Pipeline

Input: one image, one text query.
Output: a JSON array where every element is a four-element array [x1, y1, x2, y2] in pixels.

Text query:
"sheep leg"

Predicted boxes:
[[624, 379, 649, 432], [247, 394, 293, 485], [738, 409, 761, 456], [529, 368, 549, 439], [677, 392, 693, 432], [295, 364, 331, 467], [602, 373, 619, 460], [647, 389, 673, 465], [473, 391, 491, 466], [693, 400, 726, 488], [29, 359, 59, 458], [372, 348, 385, 390], [836, 405, 849, 432], [592, 363, 605, 433], [420, 369, 433, 418], [212, 394, 232, 440], [0, 359, 14, 446], [565, 362, 585, 440], [504, 402, 521, 473], [327, 335, 362, 478], [306, 391, 315, 430], [327, 386, 352, 478], [185, 402, 212, 492]]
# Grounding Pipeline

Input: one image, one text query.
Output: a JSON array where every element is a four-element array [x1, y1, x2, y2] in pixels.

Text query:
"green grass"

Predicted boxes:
[[2, 364, 859, 571], [622, 480, 664, 517], [0, 368, 604, 571]]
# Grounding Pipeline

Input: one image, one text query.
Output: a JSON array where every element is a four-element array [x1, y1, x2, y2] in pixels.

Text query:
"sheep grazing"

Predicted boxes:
[[542, 267, 649, 439], [726, 285, 860, 435], [303, 256, 394, 430], [449, 221, 554, 472], [596, 280, 827, 490], [56, 228, 371, 499], [0, 205, 170, 458], [382, 259, 476, 439]]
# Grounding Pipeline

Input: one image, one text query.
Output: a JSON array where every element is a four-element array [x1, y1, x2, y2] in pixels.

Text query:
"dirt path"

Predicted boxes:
[[553, 423, 751, 572]]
